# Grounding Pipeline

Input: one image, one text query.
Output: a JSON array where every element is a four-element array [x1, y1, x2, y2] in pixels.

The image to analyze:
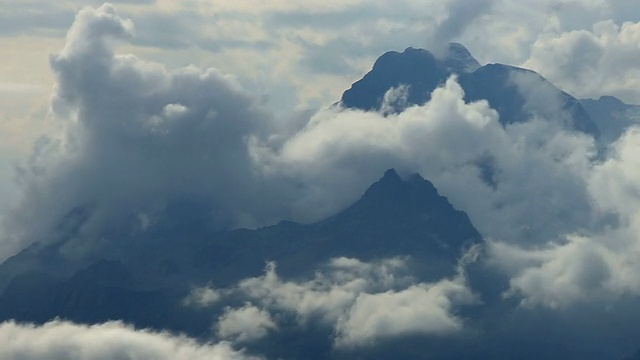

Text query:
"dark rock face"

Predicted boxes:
[[340, 44, 600, 138], [459, 64, 599, 135], [341, 46, 456, 112], [312, 169, 479, 262]]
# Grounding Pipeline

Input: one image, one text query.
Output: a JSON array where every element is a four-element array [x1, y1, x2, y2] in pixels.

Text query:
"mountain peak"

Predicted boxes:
[[374, 169, 436, 199], [340, 43, 479, 111], [341, 46, 599, 137], [597, 95, 627, 106], [341, 47, 447, 111], [379, 168, 403, 183], [444, 42, 471, 56], [313, 169, 482, 264], [344, 169, 455, 219], [440, 42, 481, 73]]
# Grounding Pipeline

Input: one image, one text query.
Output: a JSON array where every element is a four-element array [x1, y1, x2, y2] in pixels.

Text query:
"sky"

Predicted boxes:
[[3, 1, 640, 358]]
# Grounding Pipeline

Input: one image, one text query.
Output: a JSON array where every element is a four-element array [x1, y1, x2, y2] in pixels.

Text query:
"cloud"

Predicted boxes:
[[0, 320, 261, 360], [525, 20, 640, 103], [2, 3, 291, 259], [216, 303, 277, 342], [334, 280, 476, 347], [230, 255, 478, 347], [430, 0, 493, 52], [183, 285, 223, 308], [491, 237, 615, 308], [491, 127, 640, 308], [236, 258, 411, 325]]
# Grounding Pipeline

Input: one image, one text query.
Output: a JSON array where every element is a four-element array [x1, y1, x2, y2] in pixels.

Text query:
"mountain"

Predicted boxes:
[[0, 169, 481, 338], [441, 42, 482, 74], [580, 95, 640, 145], [340, 43, 600, 137], [341, 44, 472, 112]]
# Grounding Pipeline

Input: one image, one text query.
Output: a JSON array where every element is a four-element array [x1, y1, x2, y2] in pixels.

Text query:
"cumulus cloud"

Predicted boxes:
[[2, 3, 291, 259], [334, 280, 476, 347], [183, 285, 223, 308], [216, 303, 277, 342], [492, 127, 640, 308], [237, 258, 412, 325], [228, 254, 478, 347], [0, 320, 261, 360], [525, 20, 640, 103], [180, 256, 477, 347]]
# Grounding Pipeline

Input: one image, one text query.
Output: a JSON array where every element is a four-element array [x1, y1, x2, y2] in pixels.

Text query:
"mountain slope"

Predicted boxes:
[[341, 44, 477, 112], [580, 95, 640, 145], [340, 44, 600, 137]]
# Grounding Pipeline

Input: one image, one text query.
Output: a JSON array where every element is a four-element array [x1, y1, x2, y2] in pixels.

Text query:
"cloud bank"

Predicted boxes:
[[216, 304, 277, 343], [0, 320, 261, 360], [185, 254, 479, 348]]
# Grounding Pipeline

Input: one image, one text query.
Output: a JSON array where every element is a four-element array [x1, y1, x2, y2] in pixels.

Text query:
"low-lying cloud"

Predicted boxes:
[[185, 254, 479, 348], [0, 320, 261, 360], [216, 304, 278, 343]]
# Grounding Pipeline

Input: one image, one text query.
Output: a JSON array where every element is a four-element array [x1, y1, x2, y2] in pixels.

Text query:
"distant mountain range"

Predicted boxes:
[[0, 169, 480, 339], [2, 43, 640, 359]]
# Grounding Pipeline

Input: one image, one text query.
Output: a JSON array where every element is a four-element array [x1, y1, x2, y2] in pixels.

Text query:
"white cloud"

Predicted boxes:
[[183, 285, 223, 308], [233, 255, 478, 347], [490, 128, 640, 308], [335, 281, 475, 347], [334, 248, 481, 347], [0, 320, 262, 360], [216, 303, 277, 342], [525, 20, 640, 104], [237, 259, 407, 325], [2, 3, 289, 259]]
